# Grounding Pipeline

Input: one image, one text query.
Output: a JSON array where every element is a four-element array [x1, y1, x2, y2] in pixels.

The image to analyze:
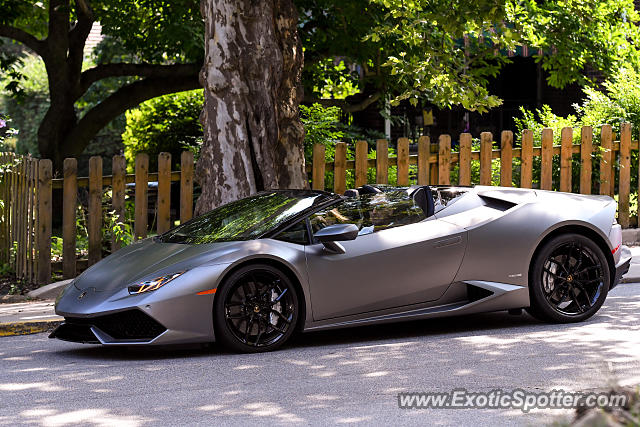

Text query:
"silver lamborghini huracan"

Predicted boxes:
[[51, 185, 632, 352]]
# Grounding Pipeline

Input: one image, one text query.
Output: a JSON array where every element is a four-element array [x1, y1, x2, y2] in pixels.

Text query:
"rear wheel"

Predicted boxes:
[[213, 264, 299, 353], [526, 233, 610, 323]]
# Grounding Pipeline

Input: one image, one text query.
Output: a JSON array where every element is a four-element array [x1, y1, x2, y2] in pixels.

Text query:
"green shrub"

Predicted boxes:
[[0, 115, 18, 151], [1, 54, 128, 162], [515, 67, 640, 217], [301, 103, 389, 191], [122, 89, 204, 171], [0, 56, 49, 155]]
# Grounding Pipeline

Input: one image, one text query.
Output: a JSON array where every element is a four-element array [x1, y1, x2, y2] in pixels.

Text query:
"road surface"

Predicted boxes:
[[1, 283, 639, 426]]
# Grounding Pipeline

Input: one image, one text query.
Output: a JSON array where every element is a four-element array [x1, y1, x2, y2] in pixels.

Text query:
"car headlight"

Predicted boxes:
[[128, 272, 185, 295]]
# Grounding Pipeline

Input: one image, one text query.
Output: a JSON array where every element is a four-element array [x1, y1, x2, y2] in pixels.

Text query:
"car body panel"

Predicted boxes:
[[305, 219, 467, 320]]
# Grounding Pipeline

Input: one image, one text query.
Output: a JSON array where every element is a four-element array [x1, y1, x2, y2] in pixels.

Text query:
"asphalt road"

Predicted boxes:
[[1, 283, 639, 426]]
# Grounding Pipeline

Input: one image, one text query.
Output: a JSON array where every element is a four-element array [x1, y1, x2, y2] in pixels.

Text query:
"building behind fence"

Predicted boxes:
[[0, 123, 636, 285]]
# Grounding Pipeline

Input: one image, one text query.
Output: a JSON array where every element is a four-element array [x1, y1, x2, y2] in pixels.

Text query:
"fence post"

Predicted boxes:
[[63, 158, 77, 279], [438, 134, 451, 185], [540, 128, 553, 190], [10, 156, 16, 257], [560, 127, 573, 193], [37, 159, 52, 285], [480, 132, 492, 185], [16, 159, 24, 278], [180, 151, 194, 224], [500, 131, 513, 187], [457, 133, 471, 186], [579, 126, 593, 195], [600, 124, 613, 196], [28, 159, 37, 282], [112, 155, 126, 251], [376, 139, 388, 184], [0, 154, 6, 264], [333, 142, 346, 194], [311, 144, 325, 190], [88, 156, 102, 267], [397, 137, 410, 186], [430, 143, 438, 184], [157, 152, 172, 233], [520, 130, 533, 188], [417, 136, 430, 185], [619, 123, 631, 228], [135, 153, 149, 240], [355, 140, 368, 187]]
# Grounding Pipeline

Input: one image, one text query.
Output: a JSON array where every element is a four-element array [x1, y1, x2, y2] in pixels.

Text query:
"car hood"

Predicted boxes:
[[73, 238, 240, 293]]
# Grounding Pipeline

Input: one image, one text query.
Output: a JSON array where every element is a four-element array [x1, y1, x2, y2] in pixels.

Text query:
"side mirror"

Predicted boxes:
[[314, 223, 359, 254]]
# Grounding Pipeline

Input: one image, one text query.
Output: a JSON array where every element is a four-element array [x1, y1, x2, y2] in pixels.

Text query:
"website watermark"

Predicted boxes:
[[397, 389, 628, 413]]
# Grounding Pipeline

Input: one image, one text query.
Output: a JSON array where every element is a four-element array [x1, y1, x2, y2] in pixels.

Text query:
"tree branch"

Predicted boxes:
[[303, 92, 382, 113], [77, 63, 202, 98], [47, 0, 70, 57], [0, 25, 46, 56], [62, 74, 202, 156], [68, 0, 95, 81]]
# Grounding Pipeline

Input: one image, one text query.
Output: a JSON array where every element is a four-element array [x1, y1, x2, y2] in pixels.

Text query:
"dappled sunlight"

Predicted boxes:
[[233, 364, 261, 370], [212, 402, 305, 423], [0, 382, 64, 392], [19, 408, 150, 426], [335, 416, 373, 423]]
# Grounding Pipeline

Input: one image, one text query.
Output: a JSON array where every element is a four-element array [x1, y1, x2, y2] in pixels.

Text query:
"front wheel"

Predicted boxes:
[[526, 233, 610, 323], [213, 264, 299, 353]]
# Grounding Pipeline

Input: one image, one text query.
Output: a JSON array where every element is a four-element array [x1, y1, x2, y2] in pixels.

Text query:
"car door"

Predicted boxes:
[[305, 194, 467, 321]]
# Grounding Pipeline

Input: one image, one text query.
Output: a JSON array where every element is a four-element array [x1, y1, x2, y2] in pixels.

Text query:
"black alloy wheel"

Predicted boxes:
[[527, 233, 610, 323], [213, 264, 299, 352]]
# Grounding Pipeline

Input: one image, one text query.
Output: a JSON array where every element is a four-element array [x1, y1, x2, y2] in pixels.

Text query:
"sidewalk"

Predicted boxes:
[[621, 246, 640, 283], [0, 301, 62, 337]]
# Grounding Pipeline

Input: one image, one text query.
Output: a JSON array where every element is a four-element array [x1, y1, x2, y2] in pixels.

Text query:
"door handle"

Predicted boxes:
[[434, 236, 462, 248]]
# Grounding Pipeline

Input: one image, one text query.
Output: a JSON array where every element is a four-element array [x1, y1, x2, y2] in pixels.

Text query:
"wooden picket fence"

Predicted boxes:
[[309, 123, 635, 227], [0, 151, 194, 285], [0, 153, 40, 283], [1, 123, 638, 285]]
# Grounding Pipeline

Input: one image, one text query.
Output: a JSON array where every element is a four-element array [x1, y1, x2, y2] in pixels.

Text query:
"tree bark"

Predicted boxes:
[[196, 0, 307, 214]]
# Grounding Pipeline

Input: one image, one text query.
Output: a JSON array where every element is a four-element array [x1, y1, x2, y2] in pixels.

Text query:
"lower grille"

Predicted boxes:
[[49, 323, 99, 344], [62, 309, 167, 341]]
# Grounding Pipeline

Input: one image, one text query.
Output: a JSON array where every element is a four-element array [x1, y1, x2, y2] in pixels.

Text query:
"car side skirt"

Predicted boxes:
[[302, 280, 530, 332]]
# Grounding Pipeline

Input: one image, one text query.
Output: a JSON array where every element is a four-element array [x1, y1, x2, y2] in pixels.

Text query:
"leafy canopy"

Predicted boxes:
[[299, 0, 640, 113], [369, 0, 640, 111], [0, 0, 203, 95], [122, 89, 203, 172]]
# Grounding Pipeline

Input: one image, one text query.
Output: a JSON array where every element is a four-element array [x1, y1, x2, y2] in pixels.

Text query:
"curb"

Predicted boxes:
[[0, 319, 62, 337], [27, 279, 72, 300]]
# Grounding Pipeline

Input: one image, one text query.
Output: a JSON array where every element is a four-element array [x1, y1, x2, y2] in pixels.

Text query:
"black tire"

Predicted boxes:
[[526, 233, 610, 323], [213, 264, 299, 353]]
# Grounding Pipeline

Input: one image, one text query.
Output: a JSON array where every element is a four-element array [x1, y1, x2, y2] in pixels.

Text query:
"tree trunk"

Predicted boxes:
[[37, 63, 78, 170], [196, 0, 307, 214]]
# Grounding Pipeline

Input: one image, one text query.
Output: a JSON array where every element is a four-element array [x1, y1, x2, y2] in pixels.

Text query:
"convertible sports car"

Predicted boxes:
[[51, 184, 632, 352]]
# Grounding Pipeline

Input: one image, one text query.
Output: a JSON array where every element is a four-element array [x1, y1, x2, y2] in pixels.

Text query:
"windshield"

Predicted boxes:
[[158, 191, 336, 244]]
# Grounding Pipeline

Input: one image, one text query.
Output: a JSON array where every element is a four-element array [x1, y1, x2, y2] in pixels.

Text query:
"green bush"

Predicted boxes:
[[0, 56, 49, 155], [301, 103, 390, 191], [576, 67, 640, 140], [122, 89, 204, 172], [1, 54, 128, 163], [515, 67, 640, 218], [0, 115, 18, 151]]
